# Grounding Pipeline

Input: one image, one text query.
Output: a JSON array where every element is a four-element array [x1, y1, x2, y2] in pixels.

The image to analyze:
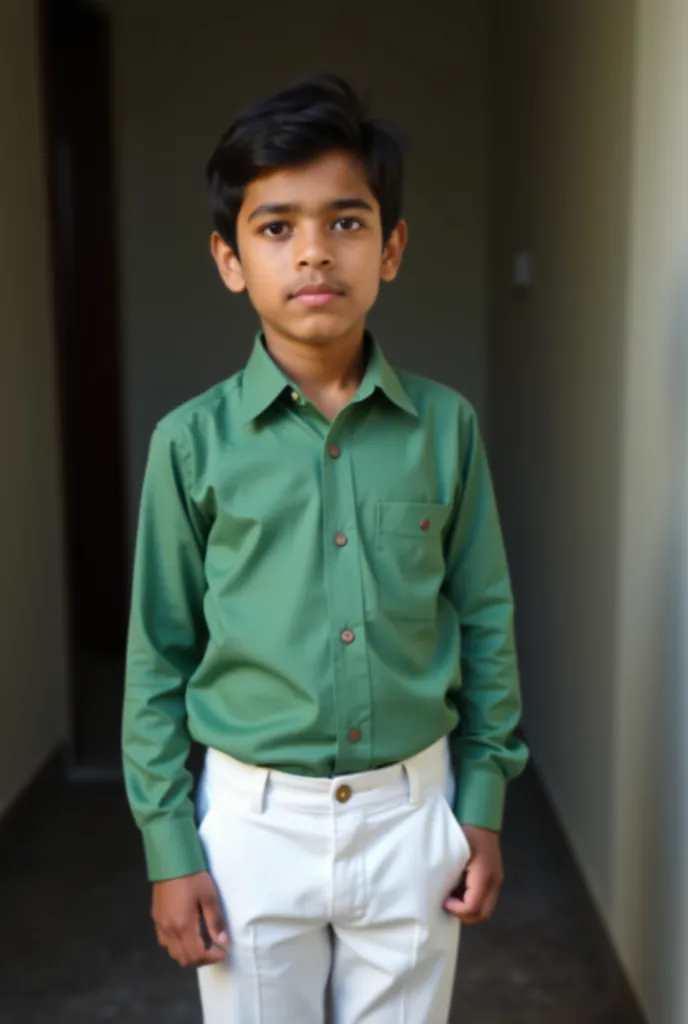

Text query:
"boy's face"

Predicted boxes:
[[211, 150, 406, 347]]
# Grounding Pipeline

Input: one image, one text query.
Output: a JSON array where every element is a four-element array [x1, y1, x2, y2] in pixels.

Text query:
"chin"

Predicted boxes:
[[294, 325, 348, 344], [277, 313, 364, 345]]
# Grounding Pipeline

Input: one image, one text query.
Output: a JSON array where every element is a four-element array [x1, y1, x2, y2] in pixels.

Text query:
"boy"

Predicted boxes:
[[122, 73, 528, 1023]]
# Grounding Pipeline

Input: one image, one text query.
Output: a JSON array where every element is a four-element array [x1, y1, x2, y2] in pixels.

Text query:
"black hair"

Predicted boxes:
[[205, 73, 404, 254]]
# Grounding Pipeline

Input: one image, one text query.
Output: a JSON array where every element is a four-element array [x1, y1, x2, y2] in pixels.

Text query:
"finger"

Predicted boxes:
[[445, 873, 501, 924], [443, 896, 483, 924], [479, 882, 501, 922], [181, 920, 225, 969], [176, 929, 200, 969], [195, 946, 229, 968], [444, 861, 491, 919], [157, 910, 227, 968], [155, 923, 176, 958], [449, 872, 489, 917], [159, 928, 189, 967], [193, 918, 228, 966], [200, 893, 229, 947], [184, 905, 229, 968], [161, 918, 204, 969]]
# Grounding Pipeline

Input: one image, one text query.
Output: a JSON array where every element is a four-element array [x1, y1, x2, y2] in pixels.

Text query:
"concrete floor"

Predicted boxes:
[[0, 764, 643, 1024]]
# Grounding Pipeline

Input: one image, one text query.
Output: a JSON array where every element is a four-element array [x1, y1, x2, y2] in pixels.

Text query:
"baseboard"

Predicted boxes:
[[0, 744, 68, 852]]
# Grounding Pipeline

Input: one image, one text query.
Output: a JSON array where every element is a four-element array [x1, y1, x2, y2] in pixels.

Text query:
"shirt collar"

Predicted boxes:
[[359, 334, 418, 418], [240, 331, 418, 425], [240, 332, 293, 425]]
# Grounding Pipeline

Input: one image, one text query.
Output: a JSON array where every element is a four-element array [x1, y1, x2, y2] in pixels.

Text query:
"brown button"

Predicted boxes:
[[419, 519, 431, 531], [334, 533, 348, 547], [329, 444, 341, 459], [335, 784, 352, 803], [341, 629, 355, 645], [348, 728, 361, 743]]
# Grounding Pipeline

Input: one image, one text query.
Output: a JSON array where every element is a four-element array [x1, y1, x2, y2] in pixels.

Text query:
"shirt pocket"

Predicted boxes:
[[375, 501, 452, 620]]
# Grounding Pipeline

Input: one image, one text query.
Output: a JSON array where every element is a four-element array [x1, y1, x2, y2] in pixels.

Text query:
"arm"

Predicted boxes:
[[123, 424, 227, 966], [442, 404, 528, 921], [123, 424, 209, 880]]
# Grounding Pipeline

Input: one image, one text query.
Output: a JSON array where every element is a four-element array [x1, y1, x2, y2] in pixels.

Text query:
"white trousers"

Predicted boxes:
[[197, 739, 470, 1023]]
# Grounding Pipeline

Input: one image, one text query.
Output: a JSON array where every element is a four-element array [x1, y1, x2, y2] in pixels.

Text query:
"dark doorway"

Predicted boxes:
[[40, 0, 127, 770]]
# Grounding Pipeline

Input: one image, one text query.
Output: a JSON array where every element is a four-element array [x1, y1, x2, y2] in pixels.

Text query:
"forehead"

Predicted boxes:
[[241, 150, 378, 213]]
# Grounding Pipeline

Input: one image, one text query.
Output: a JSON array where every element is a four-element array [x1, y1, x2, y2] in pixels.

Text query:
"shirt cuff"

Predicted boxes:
[[454, 762, 507, 832], [141, 815, 208, 881]]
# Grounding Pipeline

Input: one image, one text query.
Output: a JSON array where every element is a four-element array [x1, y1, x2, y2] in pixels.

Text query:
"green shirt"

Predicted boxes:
[[123, 333, 528, 881]]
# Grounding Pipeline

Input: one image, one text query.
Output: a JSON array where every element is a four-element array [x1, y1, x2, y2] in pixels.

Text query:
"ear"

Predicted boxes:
[[380, 220, 408, 283], [210, 231, 245, 293]]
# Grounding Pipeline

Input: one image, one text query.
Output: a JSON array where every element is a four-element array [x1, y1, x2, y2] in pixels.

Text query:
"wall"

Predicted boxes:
[[0, 2, 70, 816], [489, 0, 634, 922], [490, 2, 688, 1023], [613, 3, 688, 1021], [112, 0, 491, 549]]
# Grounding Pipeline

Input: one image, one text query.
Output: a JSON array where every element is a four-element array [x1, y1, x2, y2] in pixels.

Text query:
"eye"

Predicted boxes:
[[333, 217, 363, 232], [261, 221, 291, 238]]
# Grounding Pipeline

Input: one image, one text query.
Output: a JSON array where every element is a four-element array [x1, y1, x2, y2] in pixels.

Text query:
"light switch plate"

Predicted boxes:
[[513, 251, 534, 288]]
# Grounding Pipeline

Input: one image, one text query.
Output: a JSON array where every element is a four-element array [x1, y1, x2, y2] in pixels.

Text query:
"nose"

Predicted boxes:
[[296, 224, 333, 268]]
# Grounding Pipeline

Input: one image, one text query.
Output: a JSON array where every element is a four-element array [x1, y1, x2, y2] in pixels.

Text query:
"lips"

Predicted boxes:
[[291, 282, 345, 306]]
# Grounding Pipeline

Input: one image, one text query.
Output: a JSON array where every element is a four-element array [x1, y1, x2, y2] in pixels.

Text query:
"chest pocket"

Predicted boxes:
[[375, 501, 452, 620]]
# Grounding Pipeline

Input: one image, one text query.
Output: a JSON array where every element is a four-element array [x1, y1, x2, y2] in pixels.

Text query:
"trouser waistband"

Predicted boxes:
[[202, 738, 452, 817]]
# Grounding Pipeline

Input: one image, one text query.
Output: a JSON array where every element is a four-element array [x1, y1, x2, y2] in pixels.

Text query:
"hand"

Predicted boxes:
[[152, 870, 229, 968], [444, 825, 504, 924]]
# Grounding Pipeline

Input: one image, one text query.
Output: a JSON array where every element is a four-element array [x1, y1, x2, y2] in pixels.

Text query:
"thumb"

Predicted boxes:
[[200, 887, 228, 946]]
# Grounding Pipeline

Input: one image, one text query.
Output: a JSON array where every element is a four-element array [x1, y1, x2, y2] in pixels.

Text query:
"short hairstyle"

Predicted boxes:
[[205, 73, 404, 254]]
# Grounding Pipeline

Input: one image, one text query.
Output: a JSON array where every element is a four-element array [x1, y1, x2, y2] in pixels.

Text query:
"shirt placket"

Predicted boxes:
[[322, 421, 372, 774]]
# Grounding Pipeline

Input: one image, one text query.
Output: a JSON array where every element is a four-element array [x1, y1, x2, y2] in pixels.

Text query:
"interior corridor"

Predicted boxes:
[[2, 2, 686, 1022]]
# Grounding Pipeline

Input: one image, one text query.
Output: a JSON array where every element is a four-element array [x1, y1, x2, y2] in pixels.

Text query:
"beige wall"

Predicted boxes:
[[112, 0, 491, 549], [490, 0, 634, 912], [0, 2, 70, 816], [613, 3, 688, 1021], [490, 3, 687, 1023]]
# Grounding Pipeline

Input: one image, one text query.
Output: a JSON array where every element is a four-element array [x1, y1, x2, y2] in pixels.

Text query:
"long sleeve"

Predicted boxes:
[[122, 424, 210, 881], [443, 405, 528, 831]]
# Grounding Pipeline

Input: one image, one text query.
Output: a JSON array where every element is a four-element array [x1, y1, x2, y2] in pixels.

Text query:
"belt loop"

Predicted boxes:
[[403, 759, 421, 806], [247, 767, 270, 814]]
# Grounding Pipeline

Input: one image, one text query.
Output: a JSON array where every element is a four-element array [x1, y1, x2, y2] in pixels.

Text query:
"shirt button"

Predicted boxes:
[[335, 784, 352, 803], [348, 728, 361, 743], [341, 629, 355, 645], [290, 390, 300, 403], [334, 532, 348, 547], [329, 444, 341, 459]]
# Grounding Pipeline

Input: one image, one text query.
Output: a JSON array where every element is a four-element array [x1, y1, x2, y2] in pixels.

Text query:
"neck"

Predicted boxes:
[[261, 322, 369, 397]]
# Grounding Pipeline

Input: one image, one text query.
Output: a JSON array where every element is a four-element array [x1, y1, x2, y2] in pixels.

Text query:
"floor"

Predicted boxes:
[[0, 761, 643, 1024]]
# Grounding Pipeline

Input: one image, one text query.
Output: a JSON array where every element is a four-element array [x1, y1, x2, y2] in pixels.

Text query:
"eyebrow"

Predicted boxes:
[[247, 198, 375, 222]]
